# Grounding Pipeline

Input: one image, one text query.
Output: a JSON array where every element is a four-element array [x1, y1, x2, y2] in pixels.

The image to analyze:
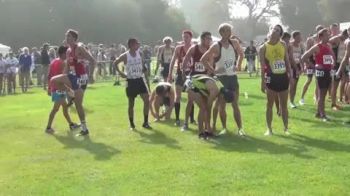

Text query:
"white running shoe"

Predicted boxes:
[[299, 99, 305, 106], [238, 129, 246, 136], [218, 129, 227, 135], [290, 102, 297, 109], [264, 130, 273, 136]]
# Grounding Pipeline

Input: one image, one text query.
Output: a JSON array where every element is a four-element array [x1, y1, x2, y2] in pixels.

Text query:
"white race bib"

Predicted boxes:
[[194, 62, 205, 72], [323, 55, 334, 65], [272, 60, 286, 74], [78, 74, 88, 85], [315, 70, 325, 77], [224, 59, 234, 73], [306, 69, 314, 75]]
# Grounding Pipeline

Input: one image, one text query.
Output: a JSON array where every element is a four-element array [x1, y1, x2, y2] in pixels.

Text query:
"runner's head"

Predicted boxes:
[[163, 36, 173, 47], [65, 29, 79, 45], [218, 23, 233, 40], [281, 32, 291, 44], [269, 24, 283, 41], [57, 46, 68, 60], [155, 85, 168, 97], [182, 30, 193, 44], [340, 29, 349, 40], [330, 23, 340, 36], [315, 25, 325, 33], [318, 28, 330, 42], [127, 38, 140, 51], [200, 31, 212, 48], [292, 31, 302, 43]]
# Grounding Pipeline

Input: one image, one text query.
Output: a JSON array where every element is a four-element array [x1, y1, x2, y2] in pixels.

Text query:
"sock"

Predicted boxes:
[[129, 117, 135, 127], [190, 105, 194, 122], [144, 115, 148, 124], [175, 102, 180, 120]]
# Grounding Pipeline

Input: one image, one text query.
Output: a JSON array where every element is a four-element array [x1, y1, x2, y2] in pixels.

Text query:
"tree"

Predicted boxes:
[[318, 0, 350, 23], [279, 0, 324, 35]]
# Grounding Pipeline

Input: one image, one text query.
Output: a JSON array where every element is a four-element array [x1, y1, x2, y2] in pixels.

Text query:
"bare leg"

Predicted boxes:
[[278, 90, 289, 131], [266, 88, 276, 132]]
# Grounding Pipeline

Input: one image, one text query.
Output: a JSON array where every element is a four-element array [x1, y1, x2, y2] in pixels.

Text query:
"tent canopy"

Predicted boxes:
[[0, 43, 11, 55]]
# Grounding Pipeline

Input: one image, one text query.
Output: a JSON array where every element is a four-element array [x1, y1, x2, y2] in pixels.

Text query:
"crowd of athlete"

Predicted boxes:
[[43, 22, 350, 139]]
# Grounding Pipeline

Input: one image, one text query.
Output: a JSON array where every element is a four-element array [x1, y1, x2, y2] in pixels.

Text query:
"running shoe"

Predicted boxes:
[[142, 122, 152, 129], [69, 123, 80, 130], [284, 129, 291, 135], [290, 102, 297, 109], [299, 99, 305, 106], [264, 130, 273, 136], [45, 127, 55, 134], [77, 129, 89, 136], [181, 123, 188, 132], [174, 120, 181, 127], [238, 129, 246, 136]]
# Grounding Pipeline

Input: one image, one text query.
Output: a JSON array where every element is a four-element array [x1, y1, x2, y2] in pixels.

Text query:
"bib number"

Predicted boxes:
[[224, 59, 234, 73], [306, 69, 314, 75], [194, 62, 205, 72], [272, 60, 286, 73], [77, 74, 88, 86], [323, 55, 334, 65], [315, 70, 324, 77]]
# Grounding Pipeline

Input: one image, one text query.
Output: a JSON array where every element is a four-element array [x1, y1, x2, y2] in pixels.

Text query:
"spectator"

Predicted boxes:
[[6, 52, 19, 94], [244, 40, 258, 77], [19, 47, 32, 92], [41, 43, 51, 90], [0, 53, 5, 95], [31, 47, 42, 86], [49, 47, 56, 63], [97, 46, 107, 77], [108, 44, 118, 76]]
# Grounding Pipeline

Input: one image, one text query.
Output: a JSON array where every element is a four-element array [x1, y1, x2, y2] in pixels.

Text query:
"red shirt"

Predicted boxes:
[[48, 58, 64, 92], [315, 43, 334, 71], [67, 44, 86, 76]]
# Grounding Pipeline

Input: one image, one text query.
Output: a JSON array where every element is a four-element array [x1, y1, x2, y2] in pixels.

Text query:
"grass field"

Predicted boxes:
[[1, 74, 350, 195]]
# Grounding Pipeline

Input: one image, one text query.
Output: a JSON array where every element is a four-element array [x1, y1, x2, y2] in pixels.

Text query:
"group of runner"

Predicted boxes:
[[45, 22, 350, 139]]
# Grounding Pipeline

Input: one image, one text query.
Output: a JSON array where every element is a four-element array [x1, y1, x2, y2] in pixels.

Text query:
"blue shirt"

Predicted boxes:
[[19, 54, 32, 72]]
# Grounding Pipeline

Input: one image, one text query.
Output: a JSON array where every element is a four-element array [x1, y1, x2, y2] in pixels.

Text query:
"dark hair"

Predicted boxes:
[[57, 46, 68, 56], [276, 24, 284, 36], [127, 38, 138, 49], [200, 31, 211, 40], [156, 85, 166, 95], [183, 30, 193, 38], [341, 29, 348, 37], [316, 25, 325, 32], [292, 31, 301, 39], [331, 23, 339, 28], [282, 32, 291, 40], [67, 29, 79, 40], [318, 28, 329, 38]]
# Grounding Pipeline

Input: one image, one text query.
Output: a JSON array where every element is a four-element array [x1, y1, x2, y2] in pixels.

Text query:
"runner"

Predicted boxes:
[[289, 31, 305, 108], [201, 23, 245, 136], [259, 24, 291, 136], [184, 74, 231, 139], [167, 30, 193, 126], [149, 82, 174, 121], [156, 37, 175, 81], [301, 28, 335, 121], [181, 31, 212, 131], [114, 38, 151, 130], [299, 25, 325, 105], [336, 29, 350, 105], [45, 46, 79, 134], [329, 28, 349, 110], [51, 29, 96, 136]]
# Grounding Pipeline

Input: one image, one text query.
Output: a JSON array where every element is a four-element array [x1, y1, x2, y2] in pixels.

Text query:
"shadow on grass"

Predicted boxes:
[[134, 127, 182, 150], [69, 106, 94, 114], [208, 134, 315, 159], [53, 132, 120, 161], [277, 133, 350, 153]]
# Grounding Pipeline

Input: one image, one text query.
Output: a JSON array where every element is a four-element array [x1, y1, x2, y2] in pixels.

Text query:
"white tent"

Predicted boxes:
[[0, 44, 11, 55]]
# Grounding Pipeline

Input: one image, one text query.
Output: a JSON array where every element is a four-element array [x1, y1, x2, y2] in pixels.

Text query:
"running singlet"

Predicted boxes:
[[48, 58, 64, 92], [264, 41, 286, 74], [161, 47, 173, 64], [67, 44, 87, 76], [315, 43, 334, 71], [191, 45, 207, 75], [292, 44, 304, 64], [215, 42, 237, 76], [125, 51, 143, 79]]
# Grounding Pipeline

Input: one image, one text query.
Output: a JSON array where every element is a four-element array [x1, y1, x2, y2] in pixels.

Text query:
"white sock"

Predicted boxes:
[[81, 121, 88, 131]]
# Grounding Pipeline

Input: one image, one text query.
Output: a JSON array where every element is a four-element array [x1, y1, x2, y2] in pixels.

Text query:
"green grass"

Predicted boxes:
[[1, 74, 350, 195]]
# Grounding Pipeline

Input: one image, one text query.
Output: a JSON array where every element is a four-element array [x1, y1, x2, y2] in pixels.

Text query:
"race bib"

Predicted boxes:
[[293, 53, 301, 63], [306, 69, 314, 75], [194, 62, 205, 72], [78, 74, 88, 86], [315, 70, 324, 77], [224, 59, 234, 73], [69, 66, 76, 75], [323, 55, 334, 65], [272, 60, 286, 74]]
